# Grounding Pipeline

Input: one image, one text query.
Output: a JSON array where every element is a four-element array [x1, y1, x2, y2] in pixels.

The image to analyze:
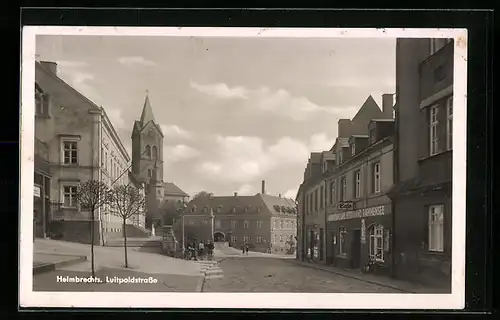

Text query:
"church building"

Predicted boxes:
[[131, 94, 189, 231]]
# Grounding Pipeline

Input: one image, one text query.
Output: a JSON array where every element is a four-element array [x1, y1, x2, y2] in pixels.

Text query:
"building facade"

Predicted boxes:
[[175, 181, 297, 254], [34, 61, 130, 245], [297, 94, 394, 264], [326, 120, 395, 274], [388, 38, 453, 289]]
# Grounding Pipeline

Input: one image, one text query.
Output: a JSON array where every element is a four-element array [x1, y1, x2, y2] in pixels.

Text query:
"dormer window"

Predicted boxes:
[[323, 161, 328, 173], [370, 128, 377, 144], [338, 150, 343, 164], [351, 143, 356, 156]]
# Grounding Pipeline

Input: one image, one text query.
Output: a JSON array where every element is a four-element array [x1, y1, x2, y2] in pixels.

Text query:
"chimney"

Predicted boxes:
[[40, 61, 58, 75], [234, 192, 238, 197], [261, 180, 266, 195], [382, 93, 394, 118], [338, 119, 351, 137]]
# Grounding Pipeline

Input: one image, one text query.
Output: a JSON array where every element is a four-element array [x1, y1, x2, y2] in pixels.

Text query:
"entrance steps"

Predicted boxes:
[[105, 237, 162, 248]]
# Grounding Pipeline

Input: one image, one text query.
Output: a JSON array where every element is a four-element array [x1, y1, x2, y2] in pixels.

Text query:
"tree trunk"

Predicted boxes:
[[90, 209, 95, 277], [123, 219, 128, 268]]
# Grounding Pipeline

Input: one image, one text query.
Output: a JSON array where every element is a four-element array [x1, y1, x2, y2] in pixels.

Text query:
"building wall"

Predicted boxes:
[[215, 215, 272, 252], [270, 214, 297, 254], [303, 178, 327, 261], [395, 38, 430, 182]]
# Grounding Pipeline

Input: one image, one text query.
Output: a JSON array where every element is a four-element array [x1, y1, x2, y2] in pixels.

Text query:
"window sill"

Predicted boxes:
[[61, 163, 80, 167]]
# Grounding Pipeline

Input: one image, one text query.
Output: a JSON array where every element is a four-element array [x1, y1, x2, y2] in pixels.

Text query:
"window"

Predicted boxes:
[[373, 163, 381, 193], [330, 181, 336, 204], [273, 234, 277, 244], [354, 170, 361, 198], [369, 224, 384, 262], [338, 150, 343, 164], [256, 220, 262, 229], [215, 219, 221, 228], [231, 234, 237, 243], [339, 227, 347, 255], [280, 220, 284, 229], [430, 105, 439, 155], [35, 85, 49, 117], [369, 128, 377, 144], [447, 97, 453, 150], [202, 219, 209, 225], [428, 205, 444, 252], [152, 145, 158, 159], [351, 143, 356, 156], [231, 220, 237, 228], [322, 161, 328, 173], [148, 169, 152, 178], [340, 177, 347, 201], [309, 193, 313, 213], [62, 141, 78, 164], [320, 185, 324, 208], [189, 219, 196, 225], [314, 189, 318, 211], [145, 145, 151, 158], [244, 236, 251, 243], [244, 220, 249, 229], [62, 185, 78, 208], [256, 236, 263, 243], [280, 235, 283, 242]]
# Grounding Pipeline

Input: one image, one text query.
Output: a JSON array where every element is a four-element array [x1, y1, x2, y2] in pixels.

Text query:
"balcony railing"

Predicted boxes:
[[419, 41, 454, 102]]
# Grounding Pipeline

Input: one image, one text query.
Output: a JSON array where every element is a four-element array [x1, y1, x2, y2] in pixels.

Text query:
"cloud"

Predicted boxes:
[[105, 107, 126, 129], [196, 135, 310, 183], [163, 144, 201, 163], [118, 56, 157, 67], [283, 188, 298, 200], [57, 65, 102, 105], [56, 60, 90, 68], [309, 133, 336, 152], [159, 124, 193, 140], [236, 184, 255, 196], [190, 82, 249, 100]]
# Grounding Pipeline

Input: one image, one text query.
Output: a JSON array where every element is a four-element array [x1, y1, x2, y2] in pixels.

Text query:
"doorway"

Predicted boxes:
[[213, 231, 225, 242], [350, 229, 361, 269]]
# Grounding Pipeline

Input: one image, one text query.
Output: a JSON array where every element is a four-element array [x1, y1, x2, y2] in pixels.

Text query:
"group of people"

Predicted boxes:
[[185, 239, 215, 260], [241, 243, 250, 255]]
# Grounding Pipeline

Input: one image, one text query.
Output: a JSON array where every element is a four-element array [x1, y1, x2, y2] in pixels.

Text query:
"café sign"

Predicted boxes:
[[327, 205, 386, 222]]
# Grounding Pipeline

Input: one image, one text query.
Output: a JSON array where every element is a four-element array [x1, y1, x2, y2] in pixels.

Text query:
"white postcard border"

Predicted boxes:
[[20, 26, 468, 309]]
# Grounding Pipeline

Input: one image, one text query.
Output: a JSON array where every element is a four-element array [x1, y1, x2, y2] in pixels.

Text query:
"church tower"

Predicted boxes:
[[131, 92, 164, 228]]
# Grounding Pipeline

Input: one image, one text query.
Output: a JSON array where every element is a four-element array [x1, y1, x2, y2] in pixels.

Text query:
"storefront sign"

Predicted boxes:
[[327, 205, 386, 222], [360, 219, 366, 244], [337, 201, 354, 211], [34, 185, 41, 198]]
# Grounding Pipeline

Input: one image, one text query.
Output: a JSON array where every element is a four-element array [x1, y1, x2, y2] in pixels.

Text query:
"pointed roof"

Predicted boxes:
[[140, 93, 156, 126], [352, 95, 382, 122]]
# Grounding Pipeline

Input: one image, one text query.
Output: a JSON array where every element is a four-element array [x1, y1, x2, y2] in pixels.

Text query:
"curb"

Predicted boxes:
[[33, 255, 87, 275], [287, 260, 412, 293]]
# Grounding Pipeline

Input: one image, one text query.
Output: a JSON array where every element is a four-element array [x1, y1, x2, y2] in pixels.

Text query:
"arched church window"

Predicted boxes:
[[152, 145, 158, 159], [145, 145, 151, 158]]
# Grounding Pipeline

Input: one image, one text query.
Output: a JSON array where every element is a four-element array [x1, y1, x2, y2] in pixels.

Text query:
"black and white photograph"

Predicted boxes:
[[20, 27, 467, 309]]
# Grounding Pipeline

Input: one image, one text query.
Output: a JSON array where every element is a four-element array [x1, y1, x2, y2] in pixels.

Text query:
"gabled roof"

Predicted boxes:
[[352, 95, 382, 122], [163, 182, 189, 197], [183, 193, 297, 216]]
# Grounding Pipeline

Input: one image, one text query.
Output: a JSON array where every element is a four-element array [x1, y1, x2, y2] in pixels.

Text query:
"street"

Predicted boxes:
[[203, 257, 400, 293]]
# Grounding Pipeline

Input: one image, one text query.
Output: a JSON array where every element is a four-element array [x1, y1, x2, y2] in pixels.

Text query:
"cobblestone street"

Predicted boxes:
[[202, 257, 401, 293]]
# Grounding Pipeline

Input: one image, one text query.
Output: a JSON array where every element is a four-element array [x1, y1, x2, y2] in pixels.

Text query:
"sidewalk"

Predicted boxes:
[[33, 252, 87, 275], [288, 260, 450, 294], [34, 239, 202, 277]]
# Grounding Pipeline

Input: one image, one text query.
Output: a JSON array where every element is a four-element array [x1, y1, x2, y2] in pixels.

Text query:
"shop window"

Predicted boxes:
[[338, 227, 347, 255], [369, 224, 384, 262], [428, 204, 444, 252]]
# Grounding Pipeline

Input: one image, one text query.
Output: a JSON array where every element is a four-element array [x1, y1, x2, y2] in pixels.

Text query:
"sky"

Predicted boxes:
[[36, 35, 396, 199]]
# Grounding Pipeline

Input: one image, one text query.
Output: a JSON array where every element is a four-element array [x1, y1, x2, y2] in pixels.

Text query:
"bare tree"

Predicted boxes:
[[109, 185, 147, 268], [75, 180, 111, 277]]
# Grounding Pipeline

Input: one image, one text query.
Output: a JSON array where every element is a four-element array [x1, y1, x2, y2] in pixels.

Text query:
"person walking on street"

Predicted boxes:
[[241, 243, 245, 255], [245, 243, 249, 255], [199, 240, 205, 259]]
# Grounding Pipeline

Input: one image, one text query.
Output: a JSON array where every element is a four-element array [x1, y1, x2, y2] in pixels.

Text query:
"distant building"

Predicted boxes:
[[388, 38, 453, 289], [175, 181, 297, 254], [297, 94, 394, 264], [34, 61, 131, 244], [130, 95, 189, 231]]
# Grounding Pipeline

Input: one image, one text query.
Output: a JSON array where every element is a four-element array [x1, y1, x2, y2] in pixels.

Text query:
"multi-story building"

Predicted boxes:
[[34, 61, 131, 245], [297, 94, 394, 264], [388, 38, 453, 289], [175, 181, 297, 254], [326, 119, 395, 273]]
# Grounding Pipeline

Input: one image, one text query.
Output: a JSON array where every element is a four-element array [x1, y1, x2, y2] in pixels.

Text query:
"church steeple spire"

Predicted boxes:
[[140, 90, 155, 126]]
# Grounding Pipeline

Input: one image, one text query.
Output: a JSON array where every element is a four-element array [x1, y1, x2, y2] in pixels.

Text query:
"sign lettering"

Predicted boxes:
[[34, 185, 41, 198], [337, 201, 354, 211], [327, 205, 386, 222]]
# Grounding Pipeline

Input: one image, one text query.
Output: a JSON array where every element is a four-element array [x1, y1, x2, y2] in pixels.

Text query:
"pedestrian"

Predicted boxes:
[[241, 243, 245, 255], [199, 240, 205, 258], [245, 243, 249, 255]]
